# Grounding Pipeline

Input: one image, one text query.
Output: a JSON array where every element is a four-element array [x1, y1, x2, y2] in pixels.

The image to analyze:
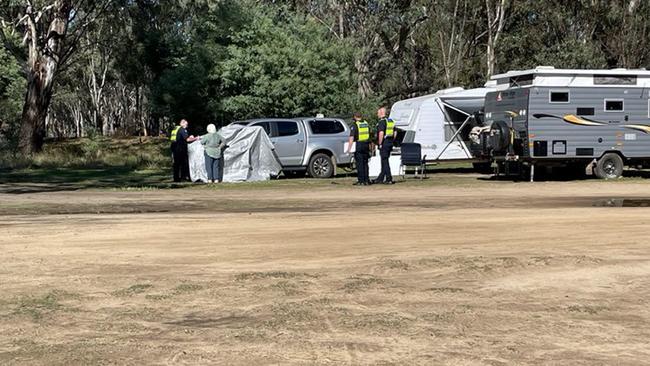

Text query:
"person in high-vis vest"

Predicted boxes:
[[169, 124, 181, 176], [169, 124, 181, 157], [373, 107, 396, 184], [347, 112, 371, 185], [171, 119, 198, 182]]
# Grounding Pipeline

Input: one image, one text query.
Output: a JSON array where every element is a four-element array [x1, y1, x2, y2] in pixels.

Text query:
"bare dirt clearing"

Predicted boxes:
[[1, 176, 650, 365]]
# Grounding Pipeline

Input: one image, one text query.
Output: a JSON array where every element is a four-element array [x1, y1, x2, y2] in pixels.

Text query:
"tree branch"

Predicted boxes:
[[58, 0, 111, 67], [308, 11, 341, 40]]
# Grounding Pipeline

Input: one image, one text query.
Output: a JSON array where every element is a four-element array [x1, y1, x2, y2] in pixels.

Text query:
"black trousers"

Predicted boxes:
[[355, 141, 370, 183], [173, 148, 190, 182], [375, 139, 393, 182]]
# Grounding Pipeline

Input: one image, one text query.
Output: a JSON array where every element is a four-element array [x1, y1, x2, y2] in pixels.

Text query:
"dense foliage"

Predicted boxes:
[[0, 46, 25, 152], [1, 0, 650, 152]]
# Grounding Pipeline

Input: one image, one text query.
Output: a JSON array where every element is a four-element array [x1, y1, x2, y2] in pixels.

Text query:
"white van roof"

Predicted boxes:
[[492, 66, 650, 79]]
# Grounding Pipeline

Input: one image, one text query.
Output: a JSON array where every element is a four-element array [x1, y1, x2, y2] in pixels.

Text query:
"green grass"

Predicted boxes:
[[0, 166, 170, 193], [0, 137, 172, 192], [1, 136, 170, 169], [0, 162, 490, 194], [2, 137, 649, 194]]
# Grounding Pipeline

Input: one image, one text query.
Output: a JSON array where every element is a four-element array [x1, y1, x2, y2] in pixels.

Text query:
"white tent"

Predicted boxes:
[[188, 125, 282, 183]]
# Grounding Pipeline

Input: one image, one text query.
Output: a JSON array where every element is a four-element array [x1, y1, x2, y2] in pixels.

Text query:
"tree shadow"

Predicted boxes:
[[0, 166, 175, 194]]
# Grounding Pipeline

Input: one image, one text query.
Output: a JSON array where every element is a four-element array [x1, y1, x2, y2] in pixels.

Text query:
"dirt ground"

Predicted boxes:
[[1, 175, 650, 365]]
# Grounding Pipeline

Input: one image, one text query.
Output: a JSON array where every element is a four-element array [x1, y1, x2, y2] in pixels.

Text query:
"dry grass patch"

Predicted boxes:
[[111, 283, 153, 297], [234, 271, 318, 281], [12, 290, 79, 321]]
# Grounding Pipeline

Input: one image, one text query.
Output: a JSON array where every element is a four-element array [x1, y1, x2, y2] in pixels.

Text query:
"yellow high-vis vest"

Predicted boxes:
[[356, 121, 369, 142], [170, 126, 181, 142], [385, 118, 395, 137]]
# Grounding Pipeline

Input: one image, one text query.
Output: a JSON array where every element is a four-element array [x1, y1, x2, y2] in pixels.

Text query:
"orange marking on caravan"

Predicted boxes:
[[623, 124, 650, 134], [563, 115, 606, 126]]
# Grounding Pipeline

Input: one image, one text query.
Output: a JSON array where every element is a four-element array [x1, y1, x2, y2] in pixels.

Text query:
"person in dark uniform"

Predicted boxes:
[[347, 112, 371, 185], [170, 122, 181, 165], [172, 119, 198, 182], [373, 107, 396, 184]]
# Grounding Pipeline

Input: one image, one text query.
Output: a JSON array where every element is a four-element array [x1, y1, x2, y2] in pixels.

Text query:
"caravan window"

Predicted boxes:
[[604, 99, 624, 112], [577, 107, 595, 116], [509, 74, 534, 87], [549, 91, 570, 103], [594, 75, 637, 85]]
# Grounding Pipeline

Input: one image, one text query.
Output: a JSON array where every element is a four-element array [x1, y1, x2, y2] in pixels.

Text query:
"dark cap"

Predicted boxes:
[[353, 112, 362, 119]]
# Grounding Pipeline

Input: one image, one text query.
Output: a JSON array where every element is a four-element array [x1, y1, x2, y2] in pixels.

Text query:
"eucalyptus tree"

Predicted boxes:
[[0, 0, 111, 153]]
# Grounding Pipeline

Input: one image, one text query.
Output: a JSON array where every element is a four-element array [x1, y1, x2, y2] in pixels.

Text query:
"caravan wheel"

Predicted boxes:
[[595, 153, 624, 179]]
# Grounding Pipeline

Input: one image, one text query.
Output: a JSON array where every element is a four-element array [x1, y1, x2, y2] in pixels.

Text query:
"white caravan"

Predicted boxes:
[[369, 82, 496, 177]]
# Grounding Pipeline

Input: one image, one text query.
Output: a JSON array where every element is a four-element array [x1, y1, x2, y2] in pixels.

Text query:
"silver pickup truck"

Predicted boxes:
[[233, 117, 353, 178]]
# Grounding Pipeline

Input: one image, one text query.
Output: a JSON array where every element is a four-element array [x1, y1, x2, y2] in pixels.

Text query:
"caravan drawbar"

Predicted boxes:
[[478, 67, 650, 179]]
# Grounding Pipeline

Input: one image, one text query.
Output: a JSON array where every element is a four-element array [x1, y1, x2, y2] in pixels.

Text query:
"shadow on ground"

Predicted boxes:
[[3, 163, 648, 195], [0, 163, 482, 194], [0, 167, 174, 194]]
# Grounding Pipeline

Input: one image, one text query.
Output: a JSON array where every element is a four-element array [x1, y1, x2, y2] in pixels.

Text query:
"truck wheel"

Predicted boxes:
[[308, 153, 334, 178], [595, 153, 624, 179]]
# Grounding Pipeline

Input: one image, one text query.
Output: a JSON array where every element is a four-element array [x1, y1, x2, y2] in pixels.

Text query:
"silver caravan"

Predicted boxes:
[[478, 67, 650, 179], [369, 85, 495, 177]]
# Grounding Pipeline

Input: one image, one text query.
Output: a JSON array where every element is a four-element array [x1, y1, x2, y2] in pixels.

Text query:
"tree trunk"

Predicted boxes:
[[355, 57, 373, 100], [137, 86, 148, 137], [17, 0, 72, 154], [75, 106, 81, 138], [486, 37, 496, 77], [18, 68, 55, 154], [485, 0, 507, 78]]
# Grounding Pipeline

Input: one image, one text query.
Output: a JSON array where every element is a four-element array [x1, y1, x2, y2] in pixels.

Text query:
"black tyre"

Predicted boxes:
[[308, 153, 334, 178], [488, 121, 511, 153], [595, 153, 624, 179]]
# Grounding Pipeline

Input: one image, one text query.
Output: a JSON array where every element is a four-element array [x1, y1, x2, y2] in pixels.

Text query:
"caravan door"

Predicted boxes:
[[412, 98, 472, 161]]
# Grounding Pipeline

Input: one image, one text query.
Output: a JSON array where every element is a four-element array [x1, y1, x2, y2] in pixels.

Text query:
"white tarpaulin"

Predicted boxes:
[[369, 154, 402, 178], [188, 125, 282, 183]]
